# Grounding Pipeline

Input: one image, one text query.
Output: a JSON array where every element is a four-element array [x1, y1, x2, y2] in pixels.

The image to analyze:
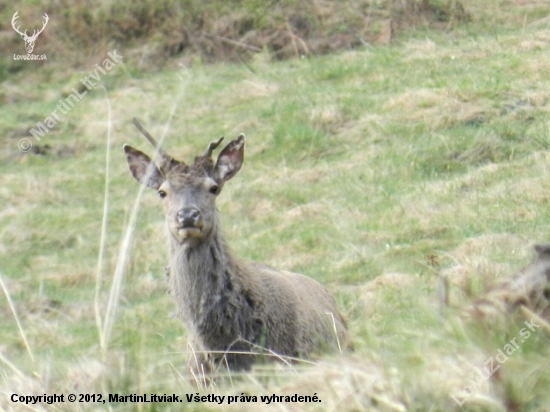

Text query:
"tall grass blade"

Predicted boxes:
[[0, 269, 34, 363], [95, 86, 112, 348], [101, 75, 187, 351]]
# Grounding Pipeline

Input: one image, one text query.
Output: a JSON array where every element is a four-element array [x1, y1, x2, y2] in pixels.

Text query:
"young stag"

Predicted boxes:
[[123, 119, 348, 375]]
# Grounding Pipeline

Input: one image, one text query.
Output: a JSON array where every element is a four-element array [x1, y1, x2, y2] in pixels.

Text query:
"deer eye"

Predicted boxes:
[[158, 190, 167, 199], [209, 184, 219, 195]]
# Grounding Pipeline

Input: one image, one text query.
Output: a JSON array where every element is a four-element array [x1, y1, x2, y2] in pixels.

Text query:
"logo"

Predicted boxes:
[[12, 10, 48, 58]]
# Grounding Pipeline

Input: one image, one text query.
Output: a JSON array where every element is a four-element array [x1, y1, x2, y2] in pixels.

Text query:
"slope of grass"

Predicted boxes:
[[2, 7, 550, 411], [1, 0, 471, 82]]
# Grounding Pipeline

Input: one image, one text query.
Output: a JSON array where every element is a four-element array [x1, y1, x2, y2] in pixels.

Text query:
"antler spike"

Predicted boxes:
[[203, 137, 224, 158], [132, 118, 173, 170]]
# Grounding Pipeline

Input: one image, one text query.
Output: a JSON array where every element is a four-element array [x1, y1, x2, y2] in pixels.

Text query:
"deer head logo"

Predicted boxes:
[[12, 11, 49, 54]]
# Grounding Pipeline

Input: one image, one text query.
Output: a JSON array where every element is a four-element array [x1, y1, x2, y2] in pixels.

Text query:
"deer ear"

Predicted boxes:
[[123, 144, 165, 190], [213, 134, 245, 183]]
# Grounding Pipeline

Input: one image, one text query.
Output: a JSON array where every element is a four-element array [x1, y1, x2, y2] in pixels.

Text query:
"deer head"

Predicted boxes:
[[12, 11, 49, 54], [124, 118, 244, 245]]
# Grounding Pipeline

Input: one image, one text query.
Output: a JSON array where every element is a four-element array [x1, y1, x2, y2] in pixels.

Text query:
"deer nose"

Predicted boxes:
[[177, 207, 201, 228]]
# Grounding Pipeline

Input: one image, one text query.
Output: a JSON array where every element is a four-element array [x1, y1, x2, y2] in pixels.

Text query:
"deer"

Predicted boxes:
[[11, 11, 49, 54], [123, 119, 349, 376]]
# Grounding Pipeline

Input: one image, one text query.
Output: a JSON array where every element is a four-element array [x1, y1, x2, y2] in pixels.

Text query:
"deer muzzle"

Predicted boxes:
[[177, 207, 202, 229]]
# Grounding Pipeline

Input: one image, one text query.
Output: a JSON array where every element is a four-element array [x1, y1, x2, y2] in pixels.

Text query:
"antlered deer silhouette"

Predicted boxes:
[[12, 11, 49, 54], [124, 119, 349, 376]]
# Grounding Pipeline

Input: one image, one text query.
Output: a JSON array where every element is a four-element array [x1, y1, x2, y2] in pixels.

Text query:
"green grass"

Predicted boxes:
[[3, 3, 550, 410]]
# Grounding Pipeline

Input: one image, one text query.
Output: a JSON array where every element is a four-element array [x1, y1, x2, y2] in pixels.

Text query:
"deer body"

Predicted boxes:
[[124, 120, 348, 373]]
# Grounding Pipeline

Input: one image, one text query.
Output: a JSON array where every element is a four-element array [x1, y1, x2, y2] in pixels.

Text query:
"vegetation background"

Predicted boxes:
[[1, 0, 550, 410]]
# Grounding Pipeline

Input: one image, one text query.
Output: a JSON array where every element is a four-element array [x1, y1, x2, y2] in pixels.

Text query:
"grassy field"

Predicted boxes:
[[2, 2, 550, 411]]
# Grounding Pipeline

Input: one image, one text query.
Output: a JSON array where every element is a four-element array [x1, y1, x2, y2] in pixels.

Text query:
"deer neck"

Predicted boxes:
[[168, 220, 240, 325]]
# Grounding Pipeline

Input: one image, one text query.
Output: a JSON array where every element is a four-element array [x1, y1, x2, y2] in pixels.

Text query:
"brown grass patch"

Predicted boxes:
[[343, 272, 418, 313], [0, 0, 471, 80]]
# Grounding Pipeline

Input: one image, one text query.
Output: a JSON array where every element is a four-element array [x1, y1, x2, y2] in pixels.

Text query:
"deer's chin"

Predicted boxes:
[[175, 227, 203, 242]]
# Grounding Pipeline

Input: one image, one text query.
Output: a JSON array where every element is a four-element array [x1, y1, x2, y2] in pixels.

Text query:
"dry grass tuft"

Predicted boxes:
[[466, 244, 550, 326], [442, 234, 529, 306], [344, 272, 418, 313], [0, 373, 47, 412], [229, 80, 280, 102], [66, 358, 108, 394], [413, 351, 503, 410], [218, 358, 406, 412], [384, 88, 494, 129], [278, 360, 406, 412], [451, 234, 528, 262], [309, 105, 343, 133]]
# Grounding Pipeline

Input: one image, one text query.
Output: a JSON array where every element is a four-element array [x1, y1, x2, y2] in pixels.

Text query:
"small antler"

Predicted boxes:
[[203, 137, 224, 158], [132, 118, 173, 171]]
